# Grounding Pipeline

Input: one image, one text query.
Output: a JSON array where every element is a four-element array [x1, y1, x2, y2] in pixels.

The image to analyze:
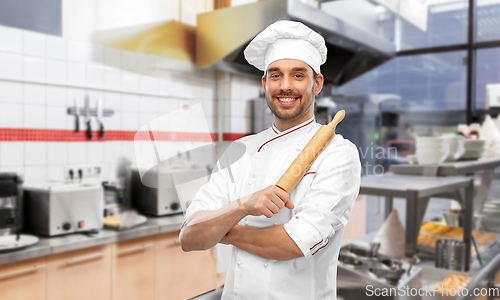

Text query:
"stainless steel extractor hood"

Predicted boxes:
[[196, 0, 396, 85]]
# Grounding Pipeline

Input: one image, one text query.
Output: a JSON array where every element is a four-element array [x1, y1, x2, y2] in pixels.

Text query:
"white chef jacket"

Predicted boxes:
[[182, 116, 361, 300]]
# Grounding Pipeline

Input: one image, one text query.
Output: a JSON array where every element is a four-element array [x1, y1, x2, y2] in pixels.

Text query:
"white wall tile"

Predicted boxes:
[[0, 81, 23, 103], [159, 98, 179, 114], [200, 99, 213, 117], [139, 75, 158, 93], [24, 83, 45, 105], [230, 116, 246, 133], [87, 64, 104, 87], [24, 104, 46, 128], [104, 47, 121, 69], [86, 44, 104, 65], [121, 71, 139, 92], [67, 62, 86, 84], [230, 99, 245, 117], [0, 166, 23, 176], [139, 113, 158, 127], [67, 142, 87, 164], [0, 103, 23, 128], [24, 166, 47, 184], [23, 31, 46, 57], [47, 165, 64, 182], [104, 109, 121, 130], [46, 106, 67, 129], [47, 143, 68, 165], [67, 87, 86, 102], [0, 142, 24, 166], [104, 68, 121, 88], [121, 50, 137, 71], [46, 59, 67, 83], [139, 96, 158, 113], [0, 26, 23, 53], [104, 141, 123, 163], [87, 142, 104, 163], [46, 86, 66, 106], [158, 79, 171, 96], [46, 35, 67, 60], [25, 142, 46, 165], [103, 91, 121, 110], [0, 52, 23, 79], [121, 112, 139, 131], [103, 92, 121, 130], [121, 94, 139, 112], [23, 56, 46, 81], [67, 40, 87, 63], [121, 141, 136, 164]]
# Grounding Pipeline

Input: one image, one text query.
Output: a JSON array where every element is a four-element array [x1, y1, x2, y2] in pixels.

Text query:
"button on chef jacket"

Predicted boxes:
[[182, 116, 361, 300]]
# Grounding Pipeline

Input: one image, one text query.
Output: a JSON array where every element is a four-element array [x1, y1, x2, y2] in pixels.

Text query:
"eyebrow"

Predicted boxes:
[[266, 67, 309, 73]]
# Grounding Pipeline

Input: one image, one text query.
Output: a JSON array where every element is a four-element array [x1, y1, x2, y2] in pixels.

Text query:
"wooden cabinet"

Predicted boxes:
[[0, 256, 47, 300], [47, 244, 112, 300], [155, 231, 217, 300], [112, 236, 155, 300]]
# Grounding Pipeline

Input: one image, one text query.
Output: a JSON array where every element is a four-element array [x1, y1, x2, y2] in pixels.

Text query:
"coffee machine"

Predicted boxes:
[[0, 173, 23, 236]]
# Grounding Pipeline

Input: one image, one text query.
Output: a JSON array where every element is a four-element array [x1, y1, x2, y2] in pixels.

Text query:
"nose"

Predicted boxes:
[[280, 74, 293, 92]]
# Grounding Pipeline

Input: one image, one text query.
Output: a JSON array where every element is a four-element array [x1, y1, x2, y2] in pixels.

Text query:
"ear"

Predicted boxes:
[[261, 74, 266, 91], [314, 74, 324, 96]]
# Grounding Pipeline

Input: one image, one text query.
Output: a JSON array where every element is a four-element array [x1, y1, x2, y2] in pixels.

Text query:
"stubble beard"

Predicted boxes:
[[265, 86, 315, 122]]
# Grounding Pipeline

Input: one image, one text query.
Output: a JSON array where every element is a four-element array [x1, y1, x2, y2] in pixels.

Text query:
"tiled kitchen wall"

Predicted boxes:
[[0, 24, 261, 185]]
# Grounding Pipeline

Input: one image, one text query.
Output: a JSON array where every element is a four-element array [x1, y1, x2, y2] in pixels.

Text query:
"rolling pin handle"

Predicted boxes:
[[275, 185, 295, 209]]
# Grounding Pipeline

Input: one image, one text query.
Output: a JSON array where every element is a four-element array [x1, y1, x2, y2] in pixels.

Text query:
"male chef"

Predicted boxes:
[[180, 20, 361, 299]]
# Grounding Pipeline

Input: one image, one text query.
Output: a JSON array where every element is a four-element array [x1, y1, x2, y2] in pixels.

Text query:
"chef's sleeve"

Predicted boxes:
[[283, 139, 361, 258], [181, 142, 239, 228]]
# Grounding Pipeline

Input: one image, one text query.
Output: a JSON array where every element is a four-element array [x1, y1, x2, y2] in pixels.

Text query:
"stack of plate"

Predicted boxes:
[[416, 137, 447, 165], [442, 136, 465, 162], [461, 140, 485, 160]]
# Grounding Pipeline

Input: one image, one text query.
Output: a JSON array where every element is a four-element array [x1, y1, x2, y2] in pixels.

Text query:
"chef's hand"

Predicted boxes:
[[239, 185, 294, 218]]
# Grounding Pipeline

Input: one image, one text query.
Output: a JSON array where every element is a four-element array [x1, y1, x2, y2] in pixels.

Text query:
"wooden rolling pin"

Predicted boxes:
[[275, 110, 345, 194]]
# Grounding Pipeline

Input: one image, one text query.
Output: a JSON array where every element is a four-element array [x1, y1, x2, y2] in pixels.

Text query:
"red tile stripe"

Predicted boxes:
[[304, 172, 316, 177], [0, 128, 244, 142]]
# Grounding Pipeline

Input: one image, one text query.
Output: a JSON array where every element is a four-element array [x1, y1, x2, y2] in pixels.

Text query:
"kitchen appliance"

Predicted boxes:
[[435, 239, 465, 271], [337, 244, 422, 300], [0, 173, 23, 236], [23, 183, 103, 236], [103, 181, 127, 217], [131, 167, 209, 216]]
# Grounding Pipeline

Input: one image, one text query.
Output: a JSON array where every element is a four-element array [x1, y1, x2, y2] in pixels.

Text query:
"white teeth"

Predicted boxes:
[[279, 98, 296, 103]]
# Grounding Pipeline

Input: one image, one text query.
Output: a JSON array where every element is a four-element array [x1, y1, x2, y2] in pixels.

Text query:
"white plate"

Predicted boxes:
[[0, 234, 39, 252]]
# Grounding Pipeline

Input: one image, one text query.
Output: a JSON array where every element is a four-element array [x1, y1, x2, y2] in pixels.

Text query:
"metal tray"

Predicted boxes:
[[0, 234, 39, 252], [420, 265, 472, 300]]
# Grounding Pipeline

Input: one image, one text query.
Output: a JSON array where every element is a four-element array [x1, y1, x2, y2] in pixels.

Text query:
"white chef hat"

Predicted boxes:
[[244, 20, 327, 74]]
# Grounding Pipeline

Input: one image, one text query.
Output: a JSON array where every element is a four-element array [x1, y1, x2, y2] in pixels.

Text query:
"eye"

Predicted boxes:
[[294, 74, 304, 78], [270, 74, 281, 79]]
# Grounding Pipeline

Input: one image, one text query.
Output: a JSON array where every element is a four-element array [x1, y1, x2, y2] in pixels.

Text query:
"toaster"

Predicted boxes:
[[23, 183, 103, 236], [131, 167, 209, 216]]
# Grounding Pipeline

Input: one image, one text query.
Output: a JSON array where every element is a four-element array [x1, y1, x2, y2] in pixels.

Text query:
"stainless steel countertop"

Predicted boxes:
[[0, 214, 185, 266]]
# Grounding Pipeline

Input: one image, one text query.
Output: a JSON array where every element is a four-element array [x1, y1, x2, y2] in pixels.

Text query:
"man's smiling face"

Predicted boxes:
[[262, 59, 323, 128]]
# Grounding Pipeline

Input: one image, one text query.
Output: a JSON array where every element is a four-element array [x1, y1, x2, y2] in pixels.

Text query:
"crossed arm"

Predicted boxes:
[[179, 185, 303, 260]]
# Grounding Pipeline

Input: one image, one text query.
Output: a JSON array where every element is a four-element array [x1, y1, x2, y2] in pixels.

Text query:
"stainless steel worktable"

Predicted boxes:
[[389, 158, 500, 176], [0, 214, 185, 266], [360, 173, 474, 270]]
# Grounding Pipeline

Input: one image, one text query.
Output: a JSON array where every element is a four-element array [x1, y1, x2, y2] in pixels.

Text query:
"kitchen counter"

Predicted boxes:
[[0, 213, 185, 266]]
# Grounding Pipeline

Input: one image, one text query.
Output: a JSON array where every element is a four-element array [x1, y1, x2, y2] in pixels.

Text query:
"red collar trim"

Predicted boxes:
[[258, 118, 315, 152]]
